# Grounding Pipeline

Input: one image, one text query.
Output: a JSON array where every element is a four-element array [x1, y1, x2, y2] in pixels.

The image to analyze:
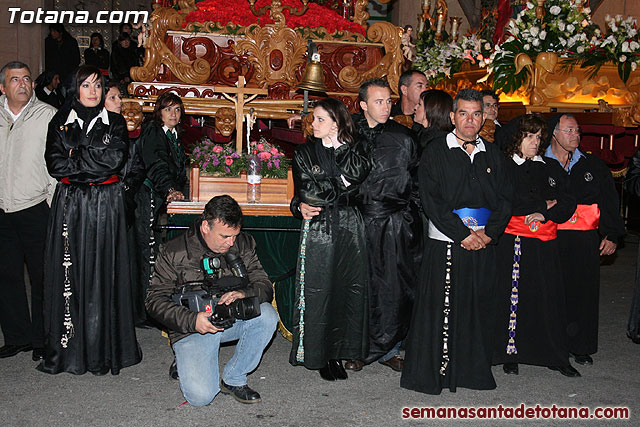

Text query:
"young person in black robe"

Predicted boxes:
[[401, 89, 511, 394], [545, 114, 625, 365], [346, 78, 422, 373], [289, 98, 371, 381], [34, 71, 64, 109], [39, 65, 142, 375], [492, 114, 579, 377], [84, 33, 110, 74]]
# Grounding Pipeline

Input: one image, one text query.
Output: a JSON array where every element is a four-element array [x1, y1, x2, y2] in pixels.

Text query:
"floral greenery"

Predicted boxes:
[[488, 0, 598, 94], [190, 138, 245, 176], [181, 0, 366, 36], [561, 14, 640, 83], [413, 20, 491, 86], [250, 137, 290, 179]]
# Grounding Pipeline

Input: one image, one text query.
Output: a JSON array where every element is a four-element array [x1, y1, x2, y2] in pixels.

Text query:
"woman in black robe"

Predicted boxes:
[[136, 92, 188, 326], [289, 98, 371, 380], [492, 114, 578, 376], [84, 33, 110, 74], [413, 89, 453, 155], [39, 65, 142, 375]]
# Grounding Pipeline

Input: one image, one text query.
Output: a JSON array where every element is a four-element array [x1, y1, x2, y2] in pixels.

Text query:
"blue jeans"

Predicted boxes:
[[379, 341, 402, 362], [172, 303, 278, 406]]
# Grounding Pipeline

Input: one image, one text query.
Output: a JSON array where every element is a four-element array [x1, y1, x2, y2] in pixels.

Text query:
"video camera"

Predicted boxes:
[[172, 252, 261, 329]]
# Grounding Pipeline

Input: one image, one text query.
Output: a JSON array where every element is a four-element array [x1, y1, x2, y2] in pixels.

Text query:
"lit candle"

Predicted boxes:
[[451, 17, 459, 40], [436, 12, 444, 35]]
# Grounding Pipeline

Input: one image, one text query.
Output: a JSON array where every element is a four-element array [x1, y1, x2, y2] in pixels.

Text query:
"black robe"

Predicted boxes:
[[553, 153, 625, 355], [355, 115, 422, 363], [624, 148, 640, 343], [493, 156, 576, 367], [289, 138, 371, 369], [40, 107, 142, 375], [401, 133, 511, 394]]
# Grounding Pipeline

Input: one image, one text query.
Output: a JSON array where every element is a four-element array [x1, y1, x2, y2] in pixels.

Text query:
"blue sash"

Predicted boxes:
[[453, 207, 492, 228]]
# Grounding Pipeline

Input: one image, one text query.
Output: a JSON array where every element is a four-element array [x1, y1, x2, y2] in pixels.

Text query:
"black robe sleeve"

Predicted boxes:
[[45, 111, 128, 184], [594, 157, 625, 243]]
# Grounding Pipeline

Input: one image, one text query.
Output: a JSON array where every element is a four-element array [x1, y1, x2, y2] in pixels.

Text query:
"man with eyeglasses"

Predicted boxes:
[[479, 90, 500, 143], [545, 114, 625, 368]]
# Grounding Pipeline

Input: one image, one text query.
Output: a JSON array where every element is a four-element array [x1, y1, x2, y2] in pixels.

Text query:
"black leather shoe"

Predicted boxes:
[[571, 353, 593, 365], [90, 367, 110, 376], [503, 363, 519, 375], [0, 344, 32, 358], [328, 359, 347, 380], [220, 380, 261, 404], [549, 364, 581, 377], [32, 348, 45, 361], [169, 359, 179, 380], [319, 363, 337, 381], [379, 355, 404, 372]]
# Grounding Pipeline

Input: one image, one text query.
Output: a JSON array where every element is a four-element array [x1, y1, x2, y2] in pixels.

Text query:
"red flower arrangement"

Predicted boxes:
[[182, 0, 366, 36]]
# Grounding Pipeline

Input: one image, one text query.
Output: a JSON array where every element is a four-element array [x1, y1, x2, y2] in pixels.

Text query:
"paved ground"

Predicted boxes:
[[2, 239, 639, 426]]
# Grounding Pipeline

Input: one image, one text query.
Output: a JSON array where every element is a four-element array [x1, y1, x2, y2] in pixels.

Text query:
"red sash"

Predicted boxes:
[[557, 204, 600, 231], [504, 216, 557, 241], [60, 175, 119, 185]]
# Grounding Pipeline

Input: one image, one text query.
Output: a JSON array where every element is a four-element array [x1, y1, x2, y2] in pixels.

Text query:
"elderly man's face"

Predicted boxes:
[[0, 68, 34, 108], [402, 73, 428, 109], [121, 101, 143, 132], [215, 107, 236, 137], [553, 115, 581, 153]]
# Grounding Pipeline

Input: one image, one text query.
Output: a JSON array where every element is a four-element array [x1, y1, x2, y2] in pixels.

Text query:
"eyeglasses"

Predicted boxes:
[[557, 127, 581, 135]]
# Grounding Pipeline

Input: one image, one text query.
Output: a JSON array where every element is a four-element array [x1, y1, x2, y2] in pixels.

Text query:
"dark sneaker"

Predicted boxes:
[[220, 380, 261, 404]]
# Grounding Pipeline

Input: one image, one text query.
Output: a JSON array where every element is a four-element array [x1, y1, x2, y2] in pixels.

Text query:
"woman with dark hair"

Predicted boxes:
[[39, 65, 142, 375], [34, 70, 64, 109], [492, 113, 579, 377], [134, 92, 187, 326], [413, 89, 453, 154], [110, 33, 138, 86], [84, 32, 110, 74], [289, 97, 371, 381]]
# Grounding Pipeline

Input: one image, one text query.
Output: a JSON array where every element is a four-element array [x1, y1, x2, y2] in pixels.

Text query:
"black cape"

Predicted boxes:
[[355, 115, 423, 363], [40, 107, 142, 375], [401, 133, 511, 394], [289, 138, 371, 369], [493, 156, 576, 367]]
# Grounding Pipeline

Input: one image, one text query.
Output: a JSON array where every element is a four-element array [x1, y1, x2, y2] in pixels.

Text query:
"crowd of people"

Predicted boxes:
[[0, 57, 634, 407]]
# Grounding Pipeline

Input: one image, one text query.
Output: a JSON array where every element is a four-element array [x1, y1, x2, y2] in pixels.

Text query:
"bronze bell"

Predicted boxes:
[[297, 57, 327, 93]]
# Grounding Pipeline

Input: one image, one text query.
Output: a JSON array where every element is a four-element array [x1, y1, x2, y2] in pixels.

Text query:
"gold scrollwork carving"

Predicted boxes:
[[337, 21, 403, 95], [352, 0, 370, 27], [233, 24, 307, 89], [130, 7, 211, 84], [176, 0, 198, 13]]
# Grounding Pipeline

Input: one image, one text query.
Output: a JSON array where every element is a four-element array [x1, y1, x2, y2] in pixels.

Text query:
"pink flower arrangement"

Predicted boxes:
[[190, 137, 243, 176], [250, 137, 290, 179]]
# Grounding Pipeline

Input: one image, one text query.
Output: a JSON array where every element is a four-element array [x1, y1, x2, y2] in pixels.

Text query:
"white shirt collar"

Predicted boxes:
[[446, 130, 485, 162], [162, 125, 177, 137], [65, 107, 110, 134], [43, 87, 52, 95], [4, 98, 25, 122], [512, 153, 545, 165]]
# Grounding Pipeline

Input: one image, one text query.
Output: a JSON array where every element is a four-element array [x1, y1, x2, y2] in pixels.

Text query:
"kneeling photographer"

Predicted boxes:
[[146, 195, 278, 407]]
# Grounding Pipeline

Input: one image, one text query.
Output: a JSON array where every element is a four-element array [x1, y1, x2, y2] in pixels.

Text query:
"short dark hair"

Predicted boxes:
[[73, 65, 106, 106], [480, 89, 499, 104], [119, 22, 132, 34], [153, 92, 185, 126], [90, 32, 104, 49], [49, 23, 66, 34], [314, 97, 356, 146], [505, 114, 548, 158], [397, 70, 425, 100], [0, 61, 31, 85], [453, 89, 484, 114], [117, 32, 132, 43], [420, 89, 453, 132], [359, 78, 389, 103], [202, 195, 243, 229]]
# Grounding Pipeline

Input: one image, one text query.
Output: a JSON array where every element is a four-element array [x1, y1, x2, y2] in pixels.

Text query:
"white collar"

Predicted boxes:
[[512, 153, 545, 165], [43, 87, 52, 95], [3, 98, 26, 122], [446, 130, 485, 162], [162, 125, 177, 136], [65, 107, 109, 135]]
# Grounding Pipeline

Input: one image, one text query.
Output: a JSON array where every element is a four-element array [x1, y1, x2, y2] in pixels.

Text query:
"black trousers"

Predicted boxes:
[[0, 201, 49, 347]]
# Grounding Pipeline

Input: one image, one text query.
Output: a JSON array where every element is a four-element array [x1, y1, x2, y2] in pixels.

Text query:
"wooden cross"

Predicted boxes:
[[220, 76, 263, 154]]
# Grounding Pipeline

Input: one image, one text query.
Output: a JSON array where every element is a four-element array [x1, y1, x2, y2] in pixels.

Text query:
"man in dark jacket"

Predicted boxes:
[[44, 24, 80, 88], [146, 195, 278, 407]]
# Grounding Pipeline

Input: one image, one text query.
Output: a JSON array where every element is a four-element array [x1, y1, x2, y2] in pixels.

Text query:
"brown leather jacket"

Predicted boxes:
[[145, 220, 273, 345]]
